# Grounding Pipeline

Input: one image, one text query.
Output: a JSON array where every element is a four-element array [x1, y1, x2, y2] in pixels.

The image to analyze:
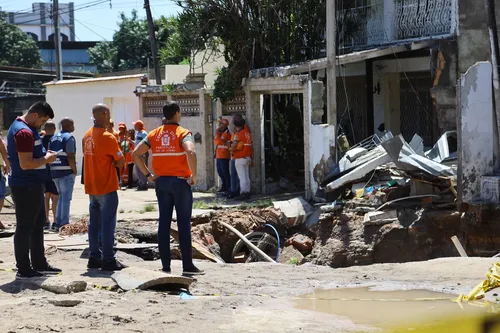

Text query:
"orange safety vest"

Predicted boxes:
[[232, 127, 252, 159], [149, 124, 192, 178], [214, 129, 231, 159]]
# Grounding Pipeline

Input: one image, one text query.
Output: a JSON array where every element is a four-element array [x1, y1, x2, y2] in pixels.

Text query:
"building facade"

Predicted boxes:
[[38, 41, 97, 73], [2, 2, 75, 42]]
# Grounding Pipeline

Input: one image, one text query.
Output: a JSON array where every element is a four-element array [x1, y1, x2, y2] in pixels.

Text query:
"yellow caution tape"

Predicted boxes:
[[0, 268, 16, 272], [93, 284, 119, 291], [458, 262, 500, 302]]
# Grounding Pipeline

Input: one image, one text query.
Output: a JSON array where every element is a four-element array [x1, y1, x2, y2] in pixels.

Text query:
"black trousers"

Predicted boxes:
[[11, 183, 48, 272], [128, 163, 134, 187]]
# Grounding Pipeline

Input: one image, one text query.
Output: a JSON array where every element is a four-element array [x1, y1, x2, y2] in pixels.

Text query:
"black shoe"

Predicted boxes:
[[182, 266, 205, 276], [161, 268, 171, 274], [16, 270, 44, 279], [235, 193, 250, 201], [33, 264, 62, 275], [227, 192, 239, 199], [87, 257, 102, 269], [136, 187, 148, 192], [34, 264, 62, 275], [43, 224, 50, 231], [102, 259, 127, 271]]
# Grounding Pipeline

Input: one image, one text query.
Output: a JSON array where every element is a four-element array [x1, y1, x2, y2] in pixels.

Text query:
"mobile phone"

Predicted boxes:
[[56, 149, 63, 155]]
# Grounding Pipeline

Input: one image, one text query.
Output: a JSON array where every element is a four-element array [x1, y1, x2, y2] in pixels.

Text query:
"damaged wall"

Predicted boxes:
[[458, 62, 494, 204]]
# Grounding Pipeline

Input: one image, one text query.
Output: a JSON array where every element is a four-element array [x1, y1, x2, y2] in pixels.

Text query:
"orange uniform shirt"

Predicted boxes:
[[214, 129, 231, 159], [148, 124, 192, 178], [232, 127, 252, 159], [83, 127, 123, 196]]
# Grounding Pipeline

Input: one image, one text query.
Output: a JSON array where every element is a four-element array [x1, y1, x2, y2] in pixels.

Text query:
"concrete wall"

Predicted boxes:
[[45, 75, 143, 175], [458, 62, 494, 204]]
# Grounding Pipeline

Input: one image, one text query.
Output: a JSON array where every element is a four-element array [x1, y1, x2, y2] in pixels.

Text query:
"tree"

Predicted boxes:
[[89, 10, 186, 73], [0, 15, 42, 68], [175, 0, 327, 102]]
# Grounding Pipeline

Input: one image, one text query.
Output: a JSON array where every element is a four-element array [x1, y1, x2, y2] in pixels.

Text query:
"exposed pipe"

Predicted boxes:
[[374, 195, 441, 211], [264, 224, 281, 261], [217, 221, 277, 263]]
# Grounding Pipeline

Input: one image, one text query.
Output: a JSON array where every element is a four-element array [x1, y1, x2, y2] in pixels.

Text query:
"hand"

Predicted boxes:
[[187, 175, 197, 186], [147, 174, 156, 183], [45, 151, 58, 164], [3, 161, 10, 175]]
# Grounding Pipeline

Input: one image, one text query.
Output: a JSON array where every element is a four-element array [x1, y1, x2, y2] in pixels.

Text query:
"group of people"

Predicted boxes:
[[105, 119, 149, 191], [6, 100, 204, 278], [214, 114, 253, 200]]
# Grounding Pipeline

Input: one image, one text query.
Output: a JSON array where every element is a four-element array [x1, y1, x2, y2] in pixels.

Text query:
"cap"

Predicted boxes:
[[132, 120, 144, 126], [118, 122, 126, 129], [218, 118, 229, 126]]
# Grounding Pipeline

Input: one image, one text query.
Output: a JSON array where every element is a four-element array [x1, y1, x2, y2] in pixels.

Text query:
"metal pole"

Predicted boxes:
[[326, 0, 337, 157], [485, 0, 500, 169], [53, 0, 63, 81], [144, 0, 162, 85]]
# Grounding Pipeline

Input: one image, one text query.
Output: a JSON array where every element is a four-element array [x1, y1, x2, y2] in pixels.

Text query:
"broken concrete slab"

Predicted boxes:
[[363, 210, 397, 223], [28, 278, 88, 294], [111, 267, 195, 291], [345, 147, 367, 162], [326, 152, 392, 192], [48, 299, 83, 307], [273, 197, 314, 226], [278, 246, 304, 264]]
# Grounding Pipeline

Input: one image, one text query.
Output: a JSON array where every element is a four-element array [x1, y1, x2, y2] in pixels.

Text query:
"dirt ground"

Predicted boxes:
[[0, 179, 498, 332]]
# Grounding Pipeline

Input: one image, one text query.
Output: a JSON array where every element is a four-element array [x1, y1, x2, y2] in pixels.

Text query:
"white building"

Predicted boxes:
[[2, 2, 75, 42], [44, 75, 143, 174]]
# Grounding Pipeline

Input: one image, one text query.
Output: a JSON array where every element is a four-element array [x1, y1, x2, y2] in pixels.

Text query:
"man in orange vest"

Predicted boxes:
[[133, 101, 204, 276], [214, 118, 231, 195], [230, 115, 253, 200]]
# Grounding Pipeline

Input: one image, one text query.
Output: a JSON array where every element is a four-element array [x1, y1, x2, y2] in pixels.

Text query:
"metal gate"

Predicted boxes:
[[400, 72, 435, 146], [337, 75, 368, 145]]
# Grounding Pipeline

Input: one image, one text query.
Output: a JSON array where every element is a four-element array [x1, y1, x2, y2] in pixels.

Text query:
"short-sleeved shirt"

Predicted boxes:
[[135, 130, 148, 146], [65, 136, 77, 154], [83, 127, 123, 196]]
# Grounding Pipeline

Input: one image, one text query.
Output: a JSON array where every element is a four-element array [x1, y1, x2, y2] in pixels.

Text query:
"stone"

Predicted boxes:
[[48, 299, 83, 307], [278, 246, 304, 265], [363, 210, 397, 223], [111, 267, 195, 291], [35, 278, 87, 294], [285, 234, 314, 252]]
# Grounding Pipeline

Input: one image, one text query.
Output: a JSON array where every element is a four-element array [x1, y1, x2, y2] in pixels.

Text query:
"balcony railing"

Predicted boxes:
[[337, 0, 455, 50]]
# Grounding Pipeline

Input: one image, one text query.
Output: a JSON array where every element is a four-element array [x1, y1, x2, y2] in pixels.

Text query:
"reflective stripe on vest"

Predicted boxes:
[[149, 124, 192, 178], [49, 132, 74, 179]]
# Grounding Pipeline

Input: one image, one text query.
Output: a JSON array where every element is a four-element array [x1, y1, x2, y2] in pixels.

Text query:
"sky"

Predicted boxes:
[[0, 0, 181, 41]]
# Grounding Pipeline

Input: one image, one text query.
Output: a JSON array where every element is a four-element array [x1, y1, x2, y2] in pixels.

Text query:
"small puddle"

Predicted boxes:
[[295, 287, 497, 330]]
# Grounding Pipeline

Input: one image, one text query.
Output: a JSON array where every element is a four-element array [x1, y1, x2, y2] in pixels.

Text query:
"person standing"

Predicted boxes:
[[0, 135, 10, 230], [123, 129, 135, 188], [49, 118, 77, 230], [7, 101, 61, 278], [133, 101, 204, 276], [83, 104, 126, 271], [214, 118, 231, 195], [41, 122, 59, 229], [107, 119, 121, 186], [133, 120, 149, 191], [231, 114, 253, 200]]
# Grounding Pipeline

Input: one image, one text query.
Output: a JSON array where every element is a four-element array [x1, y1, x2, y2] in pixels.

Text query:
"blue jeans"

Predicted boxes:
[[53, 173, 76, 228], [230, 159, 240, 195], [155, 177, 195, 271], [216, 159, 231, 192], [135, 152, 149, 188], [88, 191, 118, 262]]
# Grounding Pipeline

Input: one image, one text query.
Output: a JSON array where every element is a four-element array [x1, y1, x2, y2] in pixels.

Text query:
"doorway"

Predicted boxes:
[[263, 94, 305, 193]]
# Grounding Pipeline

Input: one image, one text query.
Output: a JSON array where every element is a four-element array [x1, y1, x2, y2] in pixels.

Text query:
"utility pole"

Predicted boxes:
[[485, 0, 500, 170], [326, 0, 337, 157], [144, 0, 162, 85], [53, 0, 63, 80]]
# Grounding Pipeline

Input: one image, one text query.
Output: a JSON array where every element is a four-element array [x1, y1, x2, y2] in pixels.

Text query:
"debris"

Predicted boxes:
[[345, 147, 367, 162], [451, 236, 468, 257], [48, 299, 83, 307], [381, 135, 455, 177], [171, 224, 224, 263], [285, 234, 314, 252], [425, 131, 457, 163], [0, 230, 14, 238], [319, 202, 343, 213], [34, 278, 88, 294], [59, 218, 88, 236], [326, 150, 392, 192], [279, 177, 298, 192], [111, 267, 195, 291], [273, 197, 313, 226], [363, 210, 397, 225], [375, 195, 440, 212], [180, 292, 195, 300], [409, 134, 424, 155], [278, 246, 304, 265]]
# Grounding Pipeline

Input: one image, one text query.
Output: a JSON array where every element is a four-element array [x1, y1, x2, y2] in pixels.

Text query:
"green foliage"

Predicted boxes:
[[176, 0, 327, 100], [0, 15, 42, 68], [89, 11, 184, 73], [211, 66, 242, 103]]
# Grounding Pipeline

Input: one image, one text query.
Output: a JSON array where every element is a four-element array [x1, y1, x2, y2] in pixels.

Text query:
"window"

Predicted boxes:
[[48, 33, 69, 42], [26, 32, 39, 41]]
